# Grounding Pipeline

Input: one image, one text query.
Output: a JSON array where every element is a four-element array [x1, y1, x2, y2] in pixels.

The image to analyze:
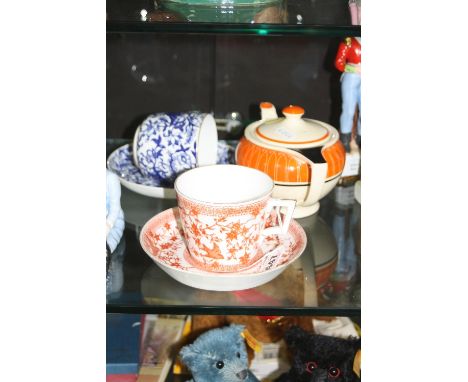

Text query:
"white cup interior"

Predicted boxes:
[[175, 165, 273, 204], [196, 114, 218, 166]]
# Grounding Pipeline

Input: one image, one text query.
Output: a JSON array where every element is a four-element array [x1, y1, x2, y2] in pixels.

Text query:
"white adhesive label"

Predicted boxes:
[[342, 152, 360, 177]]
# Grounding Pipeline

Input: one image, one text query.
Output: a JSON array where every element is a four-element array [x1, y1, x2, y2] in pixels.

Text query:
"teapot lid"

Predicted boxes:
[[255, 105, 330, 148]]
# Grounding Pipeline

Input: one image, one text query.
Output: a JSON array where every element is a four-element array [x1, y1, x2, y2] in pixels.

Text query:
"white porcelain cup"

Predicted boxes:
[[174, 164, 296, 272]]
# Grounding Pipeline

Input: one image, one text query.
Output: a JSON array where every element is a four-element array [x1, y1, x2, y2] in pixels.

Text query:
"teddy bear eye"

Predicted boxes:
[[216, 361, 224, 369], [328, 366, 341, 378], [236, 352, 241, 358], [305, 361, 318, 373]]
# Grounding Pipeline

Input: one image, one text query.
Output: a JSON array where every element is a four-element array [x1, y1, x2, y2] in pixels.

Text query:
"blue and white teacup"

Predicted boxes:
[[133, 112, 218, 185]]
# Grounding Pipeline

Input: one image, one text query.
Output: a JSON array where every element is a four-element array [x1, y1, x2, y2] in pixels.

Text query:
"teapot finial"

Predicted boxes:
[[260, 102, 277, 121], [282, 105, 305, 117]]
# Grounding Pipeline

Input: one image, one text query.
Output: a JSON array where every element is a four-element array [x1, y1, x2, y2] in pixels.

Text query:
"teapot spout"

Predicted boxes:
[[260, 102, 278, 121]]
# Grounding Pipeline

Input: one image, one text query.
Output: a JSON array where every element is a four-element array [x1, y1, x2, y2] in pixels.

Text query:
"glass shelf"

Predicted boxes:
[[107, 0, 361, 36], [106, 140, 360, 316]]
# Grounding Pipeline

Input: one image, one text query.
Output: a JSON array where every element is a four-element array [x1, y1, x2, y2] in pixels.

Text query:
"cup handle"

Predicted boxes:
[[262, 199, 296, 236]]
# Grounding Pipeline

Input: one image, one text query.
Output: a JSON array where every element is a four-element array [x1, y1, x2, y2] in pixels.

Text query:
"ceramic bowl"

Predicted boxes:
[[133, 111, 218, 186], [159, 0, 285, 23]]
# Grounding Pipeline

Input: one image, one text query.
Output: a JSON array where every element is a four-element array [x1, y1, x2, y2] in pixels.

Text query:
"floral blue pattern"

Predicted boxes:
[[107, 142, 236, 189], [135, 112, 203, 186], [216, 140, 235, 165]]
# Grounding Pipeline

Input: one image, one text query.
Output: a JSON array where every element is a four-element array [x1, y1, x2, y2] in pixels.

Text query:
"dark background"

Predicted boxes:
[[107, 33, 344, 138], [106, 0, 352, 138]]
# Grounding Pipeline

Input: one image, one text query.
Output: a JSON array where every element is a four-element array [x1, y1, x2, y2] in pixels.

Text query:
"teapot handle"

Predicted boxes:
[[304, 161, 328, 206]]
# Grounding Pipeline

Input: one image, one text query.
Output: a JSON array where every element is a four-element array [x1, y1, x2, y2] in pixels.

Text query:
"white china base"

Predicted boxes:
[[119, 177, 176, 199], [157, 264, 290, 291]]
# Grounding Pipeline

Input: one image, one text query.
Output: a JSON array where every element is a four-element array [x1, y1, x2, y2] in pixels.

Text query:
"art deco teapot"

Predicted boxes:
[[236, 102, 346, 217]]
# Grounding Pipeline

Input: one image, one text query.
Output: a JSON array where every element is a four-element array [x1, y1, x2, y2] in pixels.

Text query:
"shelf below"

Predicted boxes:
[[106, 141, 360, 316]]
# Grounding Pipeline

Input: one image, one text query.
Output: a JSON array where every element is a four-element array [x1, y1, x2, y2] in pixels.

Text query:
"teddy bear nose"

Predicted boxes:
[[236, 369, 248, 380], [311, 369, 328, 382]]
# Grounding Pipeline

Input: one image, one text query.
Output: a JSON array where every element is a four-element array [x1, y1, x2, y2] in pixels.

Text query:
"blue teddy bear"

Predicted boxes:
[[179, 324, 259, 382]]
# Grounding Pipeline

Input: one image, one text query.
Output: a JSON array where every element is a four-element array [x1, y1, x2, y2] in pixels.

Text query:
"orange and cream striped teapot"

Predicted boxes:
[[236, 102, 346, 218]]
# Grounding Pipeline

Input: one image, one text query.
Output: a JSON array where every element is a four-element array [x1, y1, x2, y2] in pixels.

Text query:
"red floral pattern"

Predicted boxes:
[[177, 194, 272, 272]]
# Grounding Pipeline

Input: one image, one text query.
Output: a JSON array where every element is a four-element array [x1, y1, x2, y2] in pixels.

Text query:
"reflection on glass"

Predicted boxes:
[[318, 184, 360, 306], [107, 237, 126, 298], [299, 214, 337, 290], [332, 186, 358, 283], [141, 262, 305, 307]]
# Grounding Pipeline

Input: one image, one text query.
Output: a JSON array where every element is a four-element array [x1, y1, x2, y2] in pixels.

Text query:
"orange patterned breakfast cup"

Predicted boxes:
[[174, 165, 296, 272]]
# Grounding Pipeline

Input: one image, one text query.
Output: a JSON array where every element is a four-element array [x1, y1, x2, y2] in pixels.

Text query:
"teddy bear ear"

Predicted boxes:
[[179, 344, 198, 367], [285, 325, 309, 349], [230, 324, 246, 336], [349, 336, 361, 351]]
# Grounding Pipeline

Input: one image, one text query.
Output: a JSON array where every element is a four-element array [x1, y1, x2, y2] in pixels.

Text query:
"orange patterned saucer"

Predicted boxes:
[[140, 208, 307, 291]]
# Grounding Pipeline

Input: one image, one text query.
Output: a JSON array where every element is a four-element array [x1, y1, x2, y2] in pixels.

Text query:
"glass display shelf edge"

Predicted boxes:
[[106, 304, 361, 316], [107, 21, 361, 36]]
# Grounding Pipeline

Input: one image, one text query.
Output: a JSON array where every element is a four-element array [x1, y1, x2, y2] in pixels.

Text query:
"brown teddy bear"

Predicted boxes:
[[187, 265, 335, 361]]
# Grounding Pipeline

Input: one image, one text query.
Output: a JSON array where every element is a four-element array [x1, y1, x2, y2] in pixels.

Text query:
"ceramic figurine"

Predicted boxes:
[[236, 102, 346, 218], [106, 170, 125, 253], [133, 111, 218, 186], [335, 0, 361, 152], [349, 0, 361, 25]]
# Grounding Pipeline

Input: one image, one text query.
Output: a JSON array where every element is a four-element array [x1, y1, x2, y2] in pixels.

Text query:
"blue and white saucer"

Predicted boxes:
[[107, 141, 236, 199]]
